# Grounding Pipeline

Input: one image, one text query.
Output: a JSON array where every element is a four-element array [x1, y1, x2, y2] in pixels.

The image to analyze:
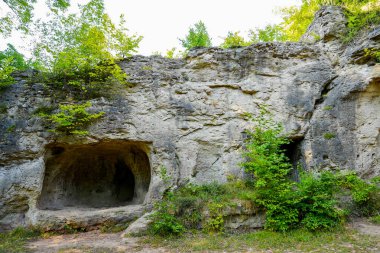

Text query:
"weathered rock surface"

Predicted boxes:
[[0, 6, 379, 231]]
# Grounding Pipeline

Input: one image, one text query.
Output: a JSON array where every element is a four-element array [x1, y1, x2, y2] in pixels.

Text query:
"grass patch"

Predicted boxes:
[[0, 227, 40, 253], [144, 227, 380, 252], [324, 132, 336, 140], [370, 215, 380, 225], [148, 180, 259, 235]]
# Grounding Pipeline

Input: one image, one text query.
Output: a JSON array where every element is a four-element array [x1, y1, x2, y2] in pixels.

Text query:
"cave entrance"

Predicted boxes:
[[281, 137, 303, 180], [38, 140, 151, 210]]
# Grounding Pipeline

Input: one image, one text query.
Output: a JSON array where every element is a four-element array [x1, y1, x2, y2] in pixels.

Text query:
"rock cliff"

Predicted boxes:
[[0, 6, 379, 231]]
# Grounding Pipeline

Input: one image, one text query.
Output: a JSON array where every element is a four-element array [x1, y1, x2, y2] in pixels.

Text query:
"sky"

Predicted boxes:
[[1, 0, 301, 56]]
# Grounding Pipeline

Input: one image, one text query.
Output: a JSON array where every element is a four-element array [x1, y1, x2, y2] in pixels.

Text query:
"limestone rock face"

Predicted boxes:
[[0, 6, 379, 231]]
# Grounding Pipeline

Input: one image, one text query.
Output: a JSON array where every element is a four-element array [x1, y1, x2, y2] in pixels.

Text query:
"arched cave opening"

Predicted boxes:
[[38, 141, 151, 210]]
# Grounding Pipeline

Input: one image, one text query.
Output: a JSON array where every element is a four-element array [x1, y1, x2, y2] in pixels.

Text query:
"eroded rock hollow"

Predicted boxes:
[[38, 141, 151, 210]]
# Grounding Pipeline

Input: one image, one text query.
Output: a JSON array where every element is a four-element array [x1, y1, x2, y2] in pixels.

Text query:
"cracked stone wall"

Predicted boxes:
[[0, 6, 379, 230]]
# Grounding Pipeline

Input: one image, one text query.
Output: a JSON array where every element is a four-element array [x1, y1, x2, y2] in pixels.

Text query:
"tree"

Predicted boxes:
[[0, 0, 70, 36], [220, 31, 249, 48], [29, 0, 142, 95], [278, 0, 380, 41], [248, 24, 286, 43], [0, 43, 28, 88], [179, 21, 212, 50]]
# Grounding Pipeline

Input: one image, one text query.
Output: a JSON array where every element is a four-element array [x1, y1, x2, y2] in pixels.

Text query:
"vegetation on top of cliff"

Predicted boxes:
[[179, 21, 212, 51], [216, 0, 380, 48], [0, 0, 142, 99], [278, 0, 380, 42], [0, 44, 30, 89], [29, 0, 142, 97]]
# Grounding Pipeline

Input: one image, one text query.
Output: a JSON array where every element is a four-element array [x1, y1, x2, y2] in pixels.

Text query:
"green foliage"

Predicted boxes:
[[0, 0, 70, 36], [241, 106, 345, 231], [158, 166, 172, 186], [278, 0, 380, 42], [44, 102, 104, 135], [248, 25, 286, 43], [179, 21, 212, 50], [149, 192, 185, 236], [338, 173, 380, 216], [6, 124, 16, 133], [0, 227, 40, 253], [370, 215, 380, 224], [204, 203, 225, 233], [0, 104, 7, 114], [323, 105, 333, 111], [220, 31, 249, 48], [165, 47, 184, 59], [145, 227, 379, 252], [0, 44, 29, 89], [323, 132, 336, 140], [30, 0, 142, 97], [364, 48, 380, 63], [344, 2, 380, 42], [241, 106, 292, 205], [149, 180, 257, 235], [297, 172, 345, 231]]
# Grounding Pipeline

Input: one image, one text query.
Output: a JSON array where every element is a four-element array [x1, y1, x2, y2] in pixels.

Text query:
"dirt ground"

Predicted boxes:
[[27, 230, 168, 253], [26, 220, 380, 253]]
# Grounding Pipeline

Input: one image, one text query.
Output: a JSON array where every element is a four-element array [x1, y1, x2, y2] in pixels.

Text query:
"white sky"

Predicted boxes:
[[1, 0, 301, 56]]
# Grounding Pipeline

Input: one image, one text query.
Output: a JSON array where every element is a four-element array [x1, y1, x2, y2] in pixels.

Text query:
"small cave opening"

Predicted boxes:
[[38, 140, 151, 210], [281, 137, 304, 180]]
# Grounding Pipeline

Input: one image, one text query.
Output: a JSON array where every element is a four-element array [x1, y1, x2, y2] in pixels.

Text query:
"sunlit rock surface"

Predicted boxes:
[[0, 6, 379, 230]]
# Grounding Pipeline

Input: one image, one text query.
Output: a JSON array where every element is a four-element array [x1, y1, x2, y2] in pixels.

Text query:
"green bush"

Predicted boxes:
[[179, 21, 212, 50], [241, 106, 345, 231], [297, 172, 345, 231], [44, 102, 104, 135], [30, 0, 142, 97], [220, 31, 249, 48], [248, 25, 286, 43], [257, 0, 380, 43], [370, 215, 380, 224], [338, 173, 380, 216], [149, 180, 258, 235], [149, 192, 185, 236], [0, 44, 29, 89]]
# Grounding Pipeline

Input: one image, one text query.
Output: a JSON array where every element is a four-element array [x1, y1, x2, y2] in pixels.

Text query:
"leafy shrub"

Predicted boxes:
[[338, 173, 380, 216], [297, 172, 345, 231], [220, 31, 249, 48], [0, 44, 29, 89], [204, 203, 225, 233], [364, 48, 380, 63], [179, 21, 212, 50], [248, 25, 286, 43], [370, 215, 380, 224], [241, 106, 345, 231], [149, 192, 185, 236], [149, 180, 258, 235], [44, 102, 104, 135], [30, 0, 142, 97]]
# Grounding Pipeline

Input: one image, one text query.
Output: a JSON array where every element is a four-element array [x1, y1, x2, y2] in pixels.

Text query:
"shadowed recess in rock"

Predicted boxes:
[[37, 140, 151, 210]]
